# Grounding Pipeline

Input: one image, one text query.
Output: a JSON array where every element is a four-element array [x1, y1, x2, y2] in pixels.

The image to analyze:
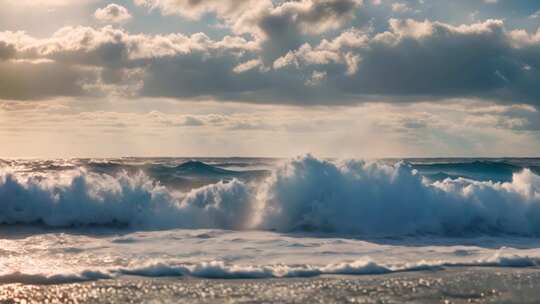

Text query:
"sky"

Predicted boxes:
[[0, 0, 540, 158]]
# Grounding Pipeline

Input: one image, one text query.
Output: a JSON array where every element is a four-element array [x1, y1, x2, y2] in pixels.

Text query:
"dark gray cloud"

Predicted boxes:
[[266, 19, 540, 105], [373, 20, 540, 104], [337, 20, 530, 99], [0, 26, 257, 100], [257, 0, 363, 62], [138, 18, 540, 106], [0, 41, 15, 60], [0, 1, 540, 106], [135, 0, 364, 62]]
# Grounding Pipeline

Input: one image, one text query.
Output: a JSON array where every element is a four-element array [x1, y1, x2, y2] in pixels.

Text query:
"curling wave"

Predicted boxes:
[[1, 155, 540, 236]]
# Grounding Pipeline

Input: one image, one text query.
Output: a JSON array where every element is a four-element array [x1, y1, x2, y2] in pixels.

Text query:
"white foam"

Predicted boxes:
[[256, 155, 540, 236], [115, 254, 540, 279], [2, 253, 536, 284], [0, 169, 254, 230], [1, 155, 540, 236]]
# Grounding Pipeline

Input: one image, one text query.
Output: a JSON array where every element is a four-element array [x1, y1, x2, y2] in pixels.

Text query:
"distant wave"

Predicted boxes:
[[86, 160, 241, 176], [411, 161, 522, 182], [2, 155, 540, 236], [83, 160, 269, 191], [1, 253, 537, 284]]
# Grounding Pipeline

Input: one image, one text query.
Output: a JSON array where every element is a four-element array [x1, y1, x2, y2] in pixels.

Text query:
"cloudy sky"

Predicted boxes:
[[1, 0, 540, 158]]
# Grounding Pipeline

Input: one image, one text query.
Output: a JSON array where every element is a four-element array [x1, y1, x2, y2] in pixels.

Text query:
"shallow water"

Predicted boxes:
[[2, 268, 540, 303], [1, 228, 540, 284]]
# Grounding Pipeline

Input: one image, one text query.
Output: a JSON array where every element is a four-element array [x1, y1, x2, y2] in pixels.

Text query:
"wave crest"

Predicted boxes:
[[0, 169, 254, 229], [2, 155, 540, 236], [257, 155, 540, 236]]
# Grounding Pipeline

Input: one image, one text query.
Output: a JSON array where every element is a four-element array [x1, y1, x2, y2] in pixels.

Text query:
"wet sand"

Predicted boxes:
[[1, 267, 540, 303]]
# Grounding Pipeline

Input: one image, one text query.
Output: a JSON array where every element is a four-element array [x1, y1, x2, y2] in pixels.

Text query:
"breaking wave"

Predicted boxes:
[[1, 253, 537, 284], [2, 155, 540, 236]]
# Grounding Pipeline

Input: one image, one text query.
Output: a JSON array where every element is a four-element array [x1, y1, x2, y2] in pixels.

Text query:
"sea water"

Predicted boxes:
[[1, 156, 540, 284]]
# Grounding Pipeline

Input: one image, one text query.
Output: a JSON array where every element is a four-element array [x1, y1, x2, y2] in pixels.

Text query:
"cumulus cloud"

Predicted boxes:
[[344, 19, 540, 103], [264, 18, 540, 104], [0, 25, 258, 100], [391, 3, 411, 13], [272, 28, 367, 75], [258, 0, 363, 36], [1, 7, 540, 106], [134, 0, 361, 35], [94, 4, 132, 23], [135, 0, 364, 62], [305, 70, 327, 86], [530, 10, 540, 19], [233, 59, 265, 74]]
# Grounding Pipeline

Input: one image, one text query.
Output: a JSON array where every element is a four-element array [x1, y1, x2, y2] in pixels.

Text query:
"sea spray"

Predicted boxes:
[[1, 155, 540, 236]]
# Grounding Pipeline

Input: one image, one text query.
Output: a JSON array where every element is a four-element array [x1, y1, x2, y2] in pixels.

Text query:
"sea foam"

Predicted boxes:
[[1, 155, 540, 236], [1, 253, 538, 284]]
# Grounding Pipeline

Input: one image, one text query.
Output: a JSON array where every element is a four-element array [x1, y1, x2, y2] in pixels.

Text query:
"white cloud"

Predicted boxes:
[[94, 4, 132, 23], [0, 16, 540, 106], [391, 3, 411, 13], [134, 0, 363, 38], [0, 25, 259, 100], [1, 25, 257, 63], [530, 10, 540, 19], [233, 59, 265, 73], [305, 70, 327, 86], [272, 28, 367, 73]]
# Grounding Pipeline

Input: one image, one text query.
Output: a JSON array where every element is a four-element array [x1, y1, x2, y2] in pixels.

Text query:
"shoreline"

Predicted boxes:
[[2, 267, 540, 303]]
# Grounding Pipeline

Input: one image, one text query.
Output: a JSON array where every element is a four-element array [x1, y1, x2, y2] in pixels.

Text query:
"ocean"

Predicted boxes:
[[2, 155, 540, 302]]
